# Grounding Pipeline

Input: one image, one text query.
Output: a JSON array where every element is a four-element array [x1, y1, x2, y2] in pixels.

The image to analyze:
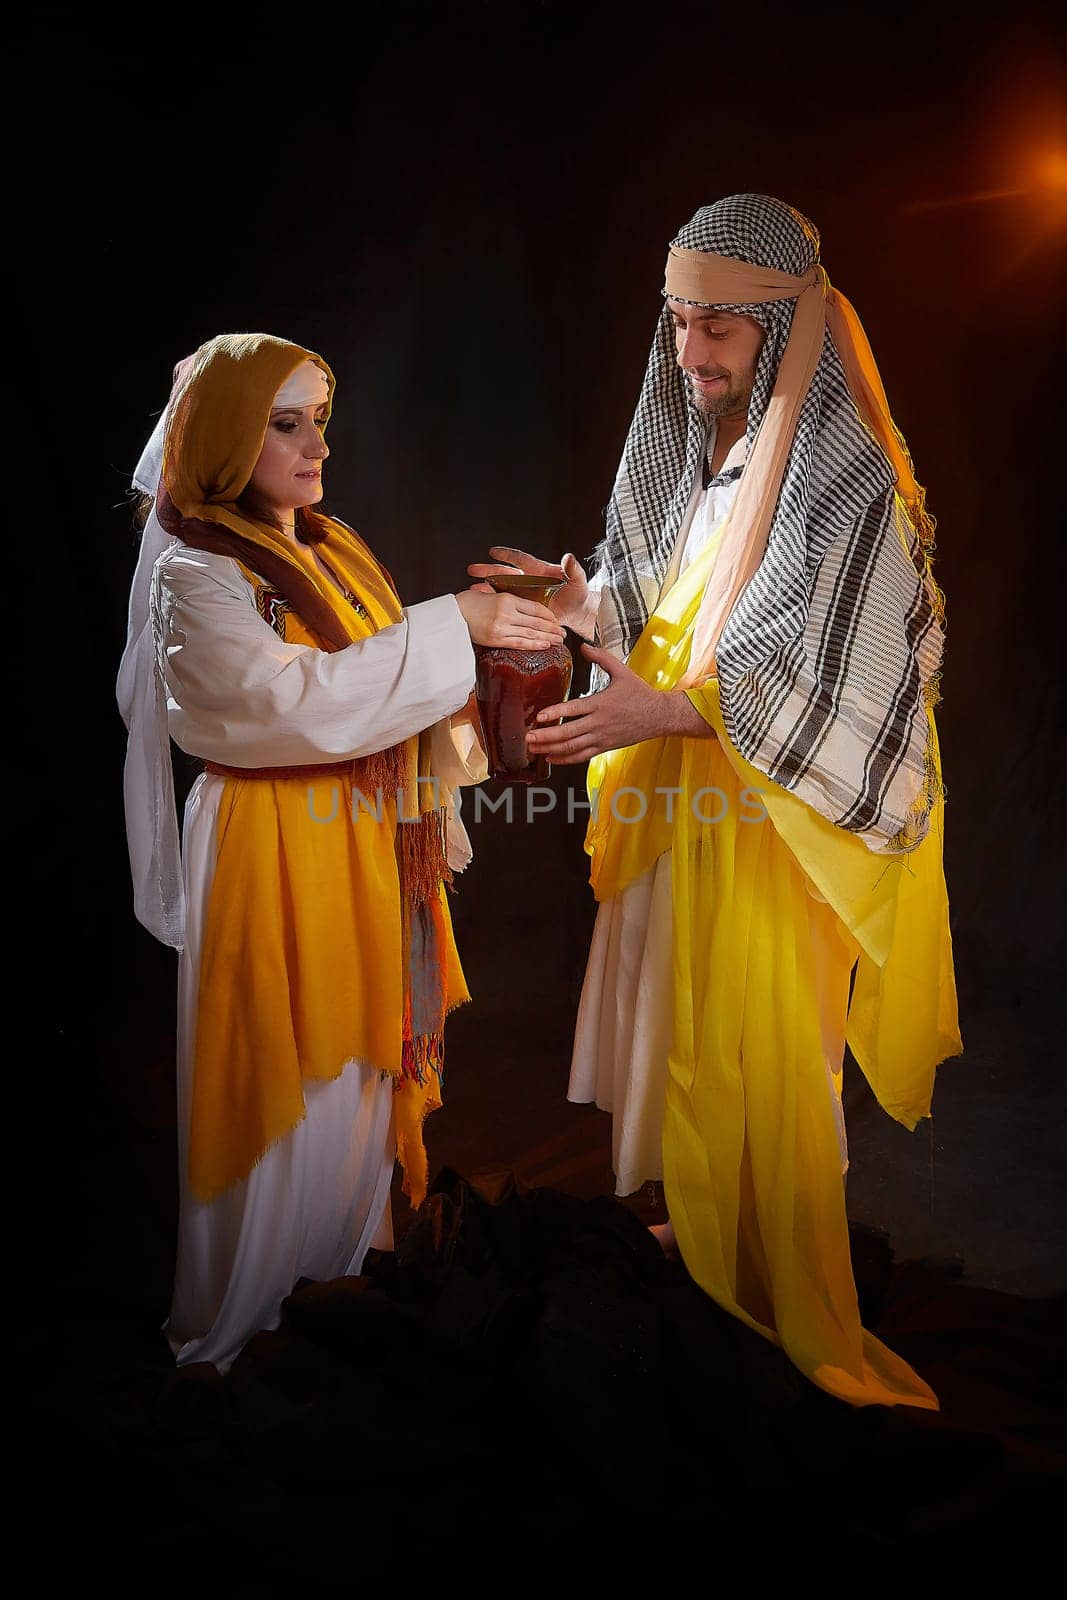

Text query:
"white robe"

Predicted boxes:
[[153, 546, 485, 1371], [569, 435, 851, 1195]]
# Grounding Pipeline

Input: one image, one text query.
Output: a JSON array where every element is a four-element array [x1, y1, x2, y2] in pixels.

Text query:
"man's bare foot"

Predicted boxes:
[[649, 1220, 679, 1258]]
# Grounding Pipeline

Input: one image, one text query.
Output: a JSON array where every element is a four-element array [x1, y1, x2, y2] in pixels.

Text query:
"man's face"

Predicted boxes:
[[666, 297, 766, 420]]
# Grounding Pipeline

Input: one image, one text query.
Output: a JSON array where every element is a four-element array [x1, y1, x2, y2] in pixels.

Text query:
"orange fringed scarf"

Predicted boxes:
[[159, 333, 465, 1207]]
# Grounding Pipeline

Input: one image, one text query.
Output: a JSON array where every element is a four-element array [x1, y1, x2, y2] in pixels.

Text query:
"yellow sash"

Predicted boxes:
[[585, 538, 963, 1407]]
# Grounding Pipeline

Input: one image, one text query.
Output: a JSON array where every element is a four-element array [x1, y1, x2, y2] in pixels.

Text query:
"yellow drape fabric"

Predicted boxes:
[[584, 535, 963, 1407]]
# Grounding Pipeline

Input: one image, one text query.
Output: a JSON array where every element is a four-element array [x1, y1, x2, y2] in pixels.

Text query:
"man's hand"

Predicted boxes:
[[526, 644, 715, 764], [467, 546, 598, 640]]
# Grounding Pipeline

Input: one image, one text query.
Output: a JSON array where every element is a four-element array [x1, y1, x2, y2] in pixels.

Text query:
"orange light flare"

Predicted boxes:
[[900, 148, 1067, 294], [902, 150, 1067, 215], [1037, 148, 1067, 190]]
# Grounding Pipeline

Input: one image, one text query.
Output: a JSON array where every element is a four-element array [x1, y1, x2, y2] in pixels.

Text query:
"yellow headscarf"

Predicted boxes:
[[165, 332, 333, 519]]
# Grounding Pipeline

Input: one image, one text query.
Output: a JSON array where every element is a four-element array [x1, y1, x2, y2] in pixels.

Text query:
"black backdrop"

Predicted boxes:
[[46, 3, 1063, 1316]]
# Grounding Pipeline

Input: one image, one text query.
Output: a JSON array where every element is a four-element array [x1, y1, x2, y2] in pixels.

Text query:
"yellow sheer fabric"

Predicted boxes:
[[585, 536, 962, 1407]]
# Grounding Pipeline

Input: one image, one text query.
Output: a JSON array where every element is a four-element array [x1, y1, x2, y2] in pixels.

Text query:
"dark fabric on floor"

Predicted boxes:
[[35, 1169, 1064, 1576]]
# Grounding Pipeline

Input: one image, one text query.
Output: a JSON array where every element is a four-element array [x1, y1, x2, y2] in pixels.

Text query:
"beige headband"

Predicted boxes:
[[664, 245, 822, 306], [661, 246, 936, 685]]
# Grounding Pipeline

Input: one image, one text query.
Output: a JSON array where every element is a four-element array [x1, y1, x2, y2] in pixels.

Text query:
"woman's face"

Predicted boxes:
[[247, 394, 330, 522]]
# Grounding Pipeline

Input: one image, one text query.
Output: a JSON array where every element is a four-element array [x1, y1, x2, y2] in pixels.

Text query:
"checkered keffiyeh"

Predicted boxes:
[[591, 194, 946, 852]]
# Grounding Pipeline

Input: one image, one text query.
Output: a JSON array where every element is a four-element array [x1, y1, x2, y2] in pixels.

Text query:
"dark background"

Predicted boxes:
[[47, 1, 1064, 1337]]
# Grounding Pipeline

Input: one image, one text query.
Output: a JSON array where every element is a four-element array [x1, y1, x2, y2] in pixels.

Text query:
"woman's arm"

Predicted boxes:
[[154, 548, 477, 767]]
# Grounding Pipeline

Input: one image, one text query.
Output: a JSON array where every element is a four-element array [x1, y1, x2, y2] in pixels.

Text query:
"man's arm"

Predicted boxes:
[[526, 644, 715, 765]]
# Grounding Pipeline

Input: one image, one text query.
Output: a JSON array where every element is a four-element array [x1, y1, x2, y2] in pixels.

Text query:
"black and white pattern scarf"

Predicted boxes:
[[590, 193, 945, 853]]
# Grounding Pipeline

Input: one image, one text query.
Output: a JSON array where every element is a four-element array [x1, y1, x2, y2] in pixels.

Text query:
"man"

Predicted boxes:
[[470, 193, 962, 1409]]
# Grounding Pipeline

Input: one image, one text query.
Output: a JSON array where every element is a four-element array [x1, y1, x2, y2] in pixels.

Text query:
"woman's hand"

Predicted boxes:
[[467, 547, 598, 640], [526, 644, 715, 763], [455, 588, 566, 650]]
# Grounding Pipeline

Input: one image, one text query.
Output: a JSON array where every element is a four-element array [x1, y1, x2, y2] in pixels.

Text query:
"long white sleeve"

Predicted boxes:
[[152, 547, 477, 767]]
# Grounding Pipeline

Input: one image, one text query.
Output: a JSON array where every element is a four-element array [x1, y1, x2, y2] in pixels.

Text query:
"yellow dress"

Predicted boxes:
[[188, 535, 470, 1212], [585, 533, 963, 1409]]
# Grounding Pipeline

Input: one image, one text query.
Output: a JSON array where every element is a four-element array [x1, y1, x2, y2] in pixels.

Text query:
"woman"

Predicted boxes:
[[118, 332, 564, 1371]]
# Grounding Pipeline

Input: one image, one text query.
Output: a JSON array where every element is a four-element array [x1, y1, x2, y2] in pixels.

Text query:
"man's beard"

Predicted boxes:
[[690, 368, 755, 418]]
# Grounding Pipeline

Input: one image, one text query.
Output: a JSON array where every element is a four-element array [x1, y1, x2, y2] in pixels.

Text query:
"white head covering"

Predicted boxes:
[[272, 359, 330, 411], [116, 360, 192, 948]]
